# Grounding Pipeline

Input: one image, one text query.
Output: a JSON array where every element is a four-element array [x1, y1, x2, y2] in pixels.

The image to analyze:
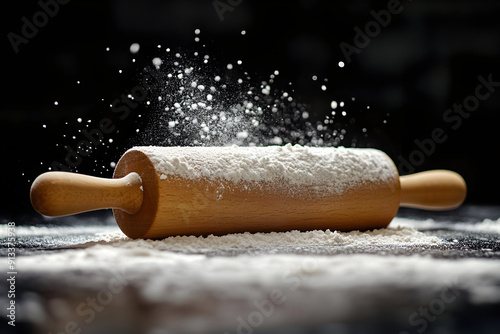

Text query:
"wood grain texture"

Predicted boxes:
[[30, 171, 143, 217], [113, 150, 159, 238], [399, 170, 466, 210], [112, 148, 401, 239]]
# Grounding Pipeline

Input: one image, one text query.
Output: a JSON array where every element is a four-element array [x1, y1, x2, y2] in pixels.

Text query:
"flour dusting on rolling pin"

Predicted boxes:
[[141, 144, 396, 195]]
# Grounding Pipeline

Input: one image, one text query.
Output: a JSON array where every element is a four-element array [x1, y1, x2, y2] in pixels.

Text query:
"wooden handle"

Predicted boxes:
[[30, 172, 143, 217], [399, 170, 466, 210]]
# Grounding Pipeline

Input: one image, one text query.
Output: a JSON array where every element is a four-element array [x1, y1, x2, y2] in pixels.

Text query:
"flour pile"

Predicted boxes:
[[93, 220, 441, 251]]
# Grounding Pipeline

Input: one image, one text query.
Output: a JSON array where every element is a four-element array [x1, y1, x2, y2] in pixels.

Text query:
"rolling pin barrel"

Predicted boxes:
[[111, 148, 402, 238]]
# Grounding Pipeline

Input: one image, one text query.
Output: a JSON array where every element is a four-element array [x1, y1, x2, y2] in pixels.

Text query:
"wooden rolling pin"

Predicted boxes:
[[30, 146, 466, 239]]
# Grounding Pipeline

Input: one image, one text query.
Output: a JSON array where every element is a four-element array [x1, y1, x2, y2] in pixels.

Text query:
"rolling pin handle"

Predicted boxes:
[[30, 171, 143, 217], [399, 170, 466, 210]]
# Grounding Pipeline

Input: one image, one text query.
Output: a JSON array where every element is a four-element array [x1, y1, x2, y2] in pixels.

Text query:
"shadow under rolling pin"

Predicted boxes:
[[30, 146, 467, 239]]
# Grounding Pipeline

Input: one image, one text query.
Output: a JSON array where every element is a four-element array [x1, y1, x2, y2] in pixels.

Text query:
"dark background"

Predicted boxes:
[[2, 0, 500, 218]]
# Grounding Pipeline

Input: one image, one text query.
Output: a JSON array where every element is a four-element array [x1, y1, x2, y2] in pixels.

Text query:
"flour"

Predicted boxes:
[[397, 217, 500, 234], [14, 218, 500, 309], [135, 144, 397, 194], [87, 217, 440, 251], [139, 44, 377, 152], [8, 215, 500, 334]]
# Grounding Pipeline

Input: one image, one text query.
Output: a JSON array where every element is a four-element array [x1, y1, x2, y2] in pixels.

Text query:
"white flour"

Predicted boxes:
[[7, 216, 500, 333], [93, 219, 441, 251], [135, 144, 397, 194], [14, 217, 500, 309], [396, 217, 500, 234]]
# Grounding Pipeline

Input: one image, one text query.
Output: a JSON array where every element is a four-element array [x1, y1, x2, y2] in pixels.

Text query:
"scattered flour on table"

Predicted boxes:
[[15, 222, 500, 307], [396, 217, 500, 234], [134, 144, 397, 194], [0, 225, 118, 236], [9, 216, 500, 312], [92, 217, 441, 251]]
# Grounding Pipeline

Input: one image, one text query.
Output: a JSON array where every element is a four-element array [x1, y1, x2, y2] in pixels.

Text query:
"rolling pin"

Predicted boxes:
[[30, 145, 466, 239]]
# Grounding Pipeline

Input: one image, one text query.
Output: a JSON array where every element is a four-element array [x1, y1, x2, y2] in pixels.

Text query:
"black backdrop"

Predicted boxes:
[[2, 0, 500, 217]]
